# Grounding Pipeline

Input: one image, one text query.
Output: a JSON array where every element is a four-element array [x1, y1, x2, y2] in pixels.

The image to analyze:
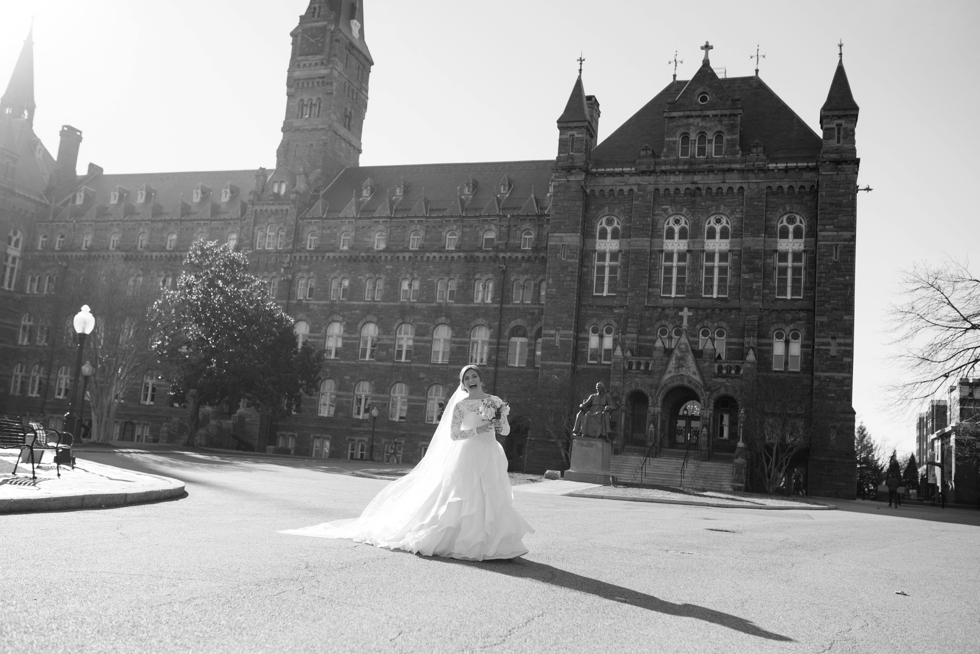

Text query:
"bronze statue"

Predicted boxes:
[[572, 382, 616, 441]]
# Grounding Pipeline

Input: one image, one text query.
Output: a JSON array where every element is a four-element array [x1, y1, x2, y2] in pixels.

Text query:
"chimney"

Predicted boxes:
[[56, 125, 83, 179]]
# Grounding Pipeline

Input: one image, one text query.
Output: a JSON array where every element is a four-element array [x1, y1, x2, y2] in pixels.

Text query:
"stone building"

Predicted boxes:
[[916, 379, 980, 505], [1, 2, 860, 497]]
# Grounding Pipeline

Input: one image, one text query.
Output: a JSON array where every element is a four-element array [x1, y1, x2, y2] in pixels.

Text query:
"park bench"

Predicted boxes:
[[1, 416, 39, 481], [28, 422, 76, 477], [0, 417, 75, 481]]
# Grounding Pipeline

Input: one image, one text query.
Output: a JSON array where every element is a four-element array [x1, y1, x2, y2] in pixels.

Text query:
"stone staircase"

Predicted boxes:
[[610, 451, 735, 492]]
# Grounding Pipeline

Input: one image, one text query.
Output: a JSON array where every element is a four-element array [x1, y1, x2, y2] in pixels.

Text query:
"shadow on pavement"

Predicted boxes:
[[828, 499, 980, 527], [439, 557, 794, 643]]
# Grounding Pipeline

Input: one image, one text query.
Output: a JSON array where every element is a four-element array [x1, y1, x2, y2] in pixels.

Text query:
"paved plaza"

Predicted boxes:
[[1, 448, 978, 653]]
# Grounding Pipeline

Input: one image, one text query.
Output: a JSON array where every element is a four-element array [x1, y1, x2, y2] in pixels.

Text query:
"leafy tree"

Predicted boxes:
[[742, 377, 814, 494], [891, 258, 979, 403], [886, 449, 901, 478], [150, 241, 322, 445], [854, 422, 883, 499]]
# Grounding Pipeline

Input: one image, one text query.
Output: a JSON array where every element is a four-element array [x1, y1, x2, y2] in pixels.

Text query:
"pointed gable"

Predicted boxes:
[[339, 190, 359, 217], [660, 331, 706, 388], [408, 191, 430, 217], [481, 195, 501, 216], [670, 59, 736, 112], [519, 189, 539, 215], [373, 191, 392, 217], [821, 59, 859, 113], [1, 28, 36, 126]]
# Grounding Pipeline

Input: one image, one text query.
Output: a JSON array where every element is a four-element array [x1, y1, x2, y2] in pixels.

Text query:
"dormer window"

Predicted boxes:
[[75, 189, 85, 205], [499, 178, 511, 194], [221, 184, 235, 203], [395, 180, 406, 197], [192, 184, 210, 203], [361, 179, 373, 198], [137, 185, 150, 204], [110, 190, 120, 204], [462, 178, 475, 196], [272, 181, 287, 197]]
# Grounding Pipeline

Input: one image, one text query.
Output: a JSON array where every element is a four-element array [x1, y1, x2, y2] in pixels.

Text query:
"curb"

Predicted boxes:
[[566, 491, 837, 510], [0, 484, 187, 515]]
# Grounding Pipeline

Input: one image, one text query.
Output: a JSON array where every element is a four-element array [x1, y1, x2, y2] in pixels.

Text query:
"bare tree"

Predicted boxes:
[[742, 377, 814, 494], [540, 377, 577, 468], [891, 258, 980, 403], [71, 264, 160, 442]]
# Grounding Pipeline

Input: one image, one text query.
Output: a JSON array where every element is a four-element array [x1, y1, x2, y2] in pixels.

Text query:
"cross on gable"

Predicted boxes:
[[701, 41, 713, 63], [679, 307, 693, 329], [577, 53, 585, 75]]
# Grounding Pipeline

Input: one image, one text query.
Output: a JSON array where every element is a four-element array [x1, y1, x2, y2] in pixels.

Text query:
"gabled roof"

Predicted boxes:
[[307, 161, 553, 219], [822, 59, 859, 113], [0, 116, 54, 202], [591, 75, 822, 165], [671, 61, 735, 112], [1, 28, 36, 126]]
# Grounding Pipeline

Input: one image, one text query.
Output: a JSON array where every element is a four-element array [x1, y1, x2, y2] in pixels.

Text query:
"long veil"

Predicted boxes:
[[280, 384, 469, 541]]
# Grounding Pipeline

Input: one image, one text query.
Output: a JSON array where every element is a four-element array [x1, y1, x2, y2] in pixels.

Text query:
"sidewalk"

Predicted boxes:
[[1, 444, 835, 514], [0, 449, 185, 515]]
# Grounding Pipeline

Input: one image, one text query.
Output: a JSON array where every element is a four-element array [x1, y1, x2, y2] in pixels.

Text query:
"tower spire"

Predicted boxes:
[[1, 26, 36, 126]]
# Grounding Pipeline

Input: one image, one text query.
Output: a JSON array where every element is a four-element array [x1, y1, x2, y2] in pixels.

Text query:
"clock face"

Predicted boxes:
[[299, 27, 326, 56]]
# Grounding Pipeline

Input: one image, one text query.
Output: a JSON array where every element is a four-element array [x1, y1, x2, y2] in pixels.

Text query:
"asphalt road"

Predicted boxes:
[[1, 450, 977, 653]]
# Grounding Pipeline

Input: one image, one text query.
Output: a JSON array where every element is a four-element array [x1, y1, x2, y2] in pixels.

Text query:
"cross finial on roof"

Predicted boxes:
[[577, 53, 585, 75], [700, 41, 713, 64], [838, 39, 844, 60], [679, 307, 693, 329], [668, 50, 683, 81], [751, 44, 766, 77]]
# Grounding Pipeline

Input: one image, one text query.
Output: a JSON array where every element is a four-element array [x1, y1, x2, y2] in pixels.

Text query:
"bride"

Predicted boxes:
[[281, 365, 534, 560]]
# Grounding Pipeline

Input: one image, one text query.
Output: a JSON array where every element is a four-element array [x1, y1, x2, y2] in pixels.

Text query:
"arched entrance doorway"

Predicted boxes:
[[662, 386, 702, 449], [625, 390, 649, 448]]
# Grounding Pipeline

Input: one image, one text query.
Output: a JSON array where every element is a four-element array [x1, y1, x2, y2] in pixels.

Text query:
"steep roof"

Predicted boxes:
[[591, 75, 822, 165], [0, 28, 36, 126], [308, 160, 553, 219], [557, 75, 589, 124], [821, 59, 859, 113], [0, 116, 55, 202]]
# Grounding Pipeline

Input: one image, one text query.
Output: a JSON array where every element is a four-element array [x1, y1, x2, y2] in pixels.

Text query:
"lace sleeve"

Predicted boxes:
[[493, 396, 511, 436], [450, 403, 480, 441]]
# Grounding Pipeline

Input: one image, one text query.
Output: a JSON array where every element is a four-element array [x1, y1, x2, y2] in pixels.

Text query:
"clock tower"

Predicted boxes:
[[277, 0, 373, 192]]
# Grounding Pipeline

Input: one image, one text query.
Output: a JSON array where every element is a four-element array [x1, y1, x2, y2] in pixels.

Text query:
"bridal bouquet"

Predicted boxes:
[[479, 396, 509, 423]]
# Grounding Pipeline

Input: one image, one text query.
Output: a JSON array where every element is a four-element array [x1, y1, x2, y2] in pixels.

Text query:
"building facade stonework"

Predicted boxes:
[[1, 2, 859, 497]]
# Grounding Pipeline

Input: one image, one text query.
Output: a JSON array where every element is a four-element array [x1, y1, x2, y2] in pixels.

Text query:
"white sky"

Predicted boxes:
[[3, 0, 979, 458]]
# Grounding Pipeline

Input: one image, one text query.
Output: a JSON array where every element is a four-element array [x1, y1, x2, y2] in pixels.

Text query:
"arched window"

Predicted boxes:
[[137, 232, 148, 250], [508, 326, 528, 367], [318, 379, 336, 417], [305, 277, 315, 299], [81, 233, 92, 250], [298, 277, 308, 300], [776, 214, 806, 299], [469, 325, 490, 365], [773, 330, 786, 370], [699, 327, 727, 360], [324, 322, 343, 359], [588, 325, 600, 363], [474, 278, 493, 304], [340, 232, 352, 250], [696, 134, 708, 157], [297, 99, 306, 119], [374, 231, 386, 250], [395, 323, 414, 362], [294, 321, 310, 348], [331, 277, 349, 300], [140, 370, 157, 405], [306, 232, 318, 250], [277, 228, 287, 250], [28, 365, 41, 397], [166, 233, 177, 251], [523, 280, 534, 304], [482, 229, 496, 250], [226, 232, 237, 250], [44, 275, 55, 294], [788, 330, 802, 371], [313, 98, 321, 118], [409, 231, 422, 250], [679, 134, 691, 158], [264, 225, 276, 250], [521, 230, 534, 250], [353, 381, 371, 419], [713, 133, 724, 157], [662, 216, 689, 297], [36, 321, 49, 345], [108, 233, 121, 250], [268, 275, 279, 297], [10, 363, 26, 395], [538, 280, 547, 305], [55, 365, 70, 399], [359, 323, 378, 360], [365, 277, 376, 301], [389, 382, 409, 421], [715, 328, 727, 360], [593, 216, 620, 296], [160, 273, 173, 289], [426, 385, 446, 424], [445, 230, 458, 250], [55, 234, 66, 251], [512, 280, 524, 304], [534, 327, 543, 368], [671, 327, 683, 349], [254, 228, 264, 250], [437, 279, 448, 302], [703, 215, 731, 298], [400, 278, 419, 302], [19, 314, 34, 345], [38, 234, 48, 250], [601, 325, 615, 363], [431, 324, 451, 364]]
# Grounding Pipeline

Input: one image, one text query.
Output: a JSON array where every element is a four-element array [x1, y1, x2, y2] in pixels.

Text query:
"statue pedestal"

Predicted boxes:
[[564, 437, 614, 485]]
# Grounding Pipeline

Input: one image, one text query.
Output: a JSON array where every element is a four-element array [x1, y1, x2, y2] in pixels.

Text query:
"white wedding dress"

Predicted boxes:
[[281, 387, 533, 561]]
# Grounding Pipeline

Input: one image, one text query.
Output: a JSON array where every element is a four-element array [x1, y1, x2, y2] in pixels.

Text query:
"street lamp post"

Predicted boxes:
[[66, 305, 96, 439], [79, 361, 94, 440], [369, 406, 379, 462]]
